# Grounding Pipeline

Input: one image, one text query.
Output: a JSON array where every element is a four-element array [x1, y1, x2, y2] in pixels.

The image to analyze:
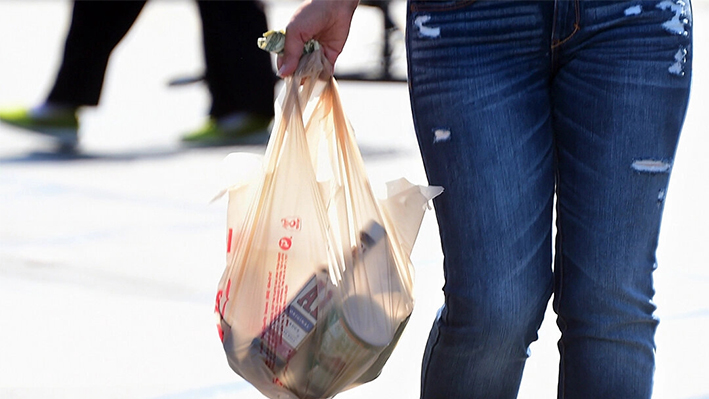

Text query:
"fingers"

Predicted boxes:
[[277, 31, 308, 77], [277, 0, 316, 77], [277, 0, 358, 77]]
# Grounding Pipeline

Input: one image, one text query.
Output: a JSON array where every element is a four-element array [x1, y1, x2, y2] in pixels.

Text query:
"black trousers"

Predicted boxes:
[[47, 0, 275, 119]]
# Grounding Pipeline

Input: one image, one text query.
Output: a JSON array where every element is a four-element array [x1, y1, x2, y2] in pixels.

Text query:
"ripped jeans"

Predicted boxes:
[[406, 1, 693, 398]]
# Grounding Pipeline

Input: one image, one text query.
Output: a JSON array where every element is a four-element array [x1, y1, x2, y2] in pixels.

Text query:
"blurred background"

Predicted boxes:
[[0, 1, 706, 398]]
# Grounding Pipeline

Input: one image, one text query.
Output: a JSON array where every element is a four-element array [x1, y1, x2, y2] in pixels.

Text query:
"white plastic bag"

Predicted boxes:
[[215, 44, 442, 399]]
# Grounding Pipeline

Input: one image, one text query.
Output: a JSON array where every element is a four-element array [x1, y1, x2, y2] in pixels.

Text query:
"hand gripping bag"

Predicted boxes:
[[214, 43, 442, 399]]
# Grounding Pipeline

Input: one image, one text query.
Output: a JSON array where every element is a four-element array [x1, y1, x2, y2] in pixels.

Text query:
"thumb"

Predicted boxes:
[[277, 33, 308, 77]]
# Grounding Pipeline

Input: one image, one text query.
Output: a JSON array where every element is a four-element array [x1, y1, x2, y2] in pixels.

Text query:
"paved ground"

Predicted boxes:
[[0, 1, 707, 398]]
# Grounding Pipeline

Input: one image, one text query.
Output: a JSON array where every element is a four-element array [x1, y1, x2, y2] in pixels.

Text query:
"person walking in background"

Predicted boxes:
[[0, 0, 275, 148], [278, 0, 693, 398]]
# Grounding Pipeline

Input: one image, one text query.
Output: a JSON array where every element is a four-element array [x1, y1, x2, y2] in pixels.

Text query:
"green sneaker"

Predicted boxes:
[[181, 112, 272, 146], [0, 105, 79, 146]]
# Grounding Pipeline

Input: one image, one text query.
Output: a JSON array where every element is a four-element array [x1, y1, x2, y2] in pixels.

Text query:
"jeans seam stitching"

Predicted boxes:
[[420, 320, 443, 398], [551, 0, 581, 49], [555, 172, 567, 399]]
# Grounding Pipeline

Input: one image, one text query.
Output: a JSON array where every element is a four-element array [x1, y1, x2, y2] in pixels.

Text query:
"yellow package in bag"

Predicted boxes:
[[214, 41, 443, 399]]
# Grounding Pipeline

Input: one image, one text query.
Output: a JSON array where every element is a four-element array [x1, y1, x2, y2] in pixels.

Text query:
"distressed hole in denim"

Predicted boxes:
[[631, 159, 672, 173], [658, 189, 666, 203], [433, 128, 451, 143], [669, 47, 688, 76], [624, 5, 643, 16], [414, 15, 441, 38], [656, 0, 691, 37]]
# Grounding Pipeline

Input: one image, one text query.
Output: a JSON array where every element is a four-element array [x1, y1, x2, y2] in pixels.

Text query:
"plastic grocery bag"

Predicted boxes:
[[214, 42, 442, 399]]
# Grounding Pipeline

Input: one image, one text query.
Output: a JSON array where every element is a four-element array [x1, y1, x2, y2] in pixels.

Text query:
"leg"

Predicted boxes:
[[406, 2, 556, 397], [0, 1, 143, 147], [46, 1, 146, 107], [550, 1, 693, 397], [196, 0, 275, 119]]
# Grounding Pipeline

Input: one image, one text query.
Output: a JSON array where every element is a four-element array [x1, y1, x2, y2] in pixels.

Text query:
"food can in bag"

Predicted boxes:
[[301, 295, 393, 398]]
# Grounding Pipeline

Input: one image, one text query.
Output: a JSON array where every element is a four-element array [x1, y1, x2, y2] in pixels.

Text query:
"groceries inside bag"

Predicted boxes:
[[214, 43, 442, 399]]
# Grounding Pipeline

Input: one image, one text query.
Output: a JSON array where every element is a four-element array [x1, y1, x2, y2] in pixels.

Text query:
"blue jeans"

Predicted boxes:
[[406, 1, 692, 398]]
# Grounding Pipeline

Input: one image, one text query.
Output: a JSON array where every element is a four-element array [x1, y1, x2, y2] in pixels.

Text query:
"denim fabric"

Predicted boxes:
[[406, 1, 692, 398]]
